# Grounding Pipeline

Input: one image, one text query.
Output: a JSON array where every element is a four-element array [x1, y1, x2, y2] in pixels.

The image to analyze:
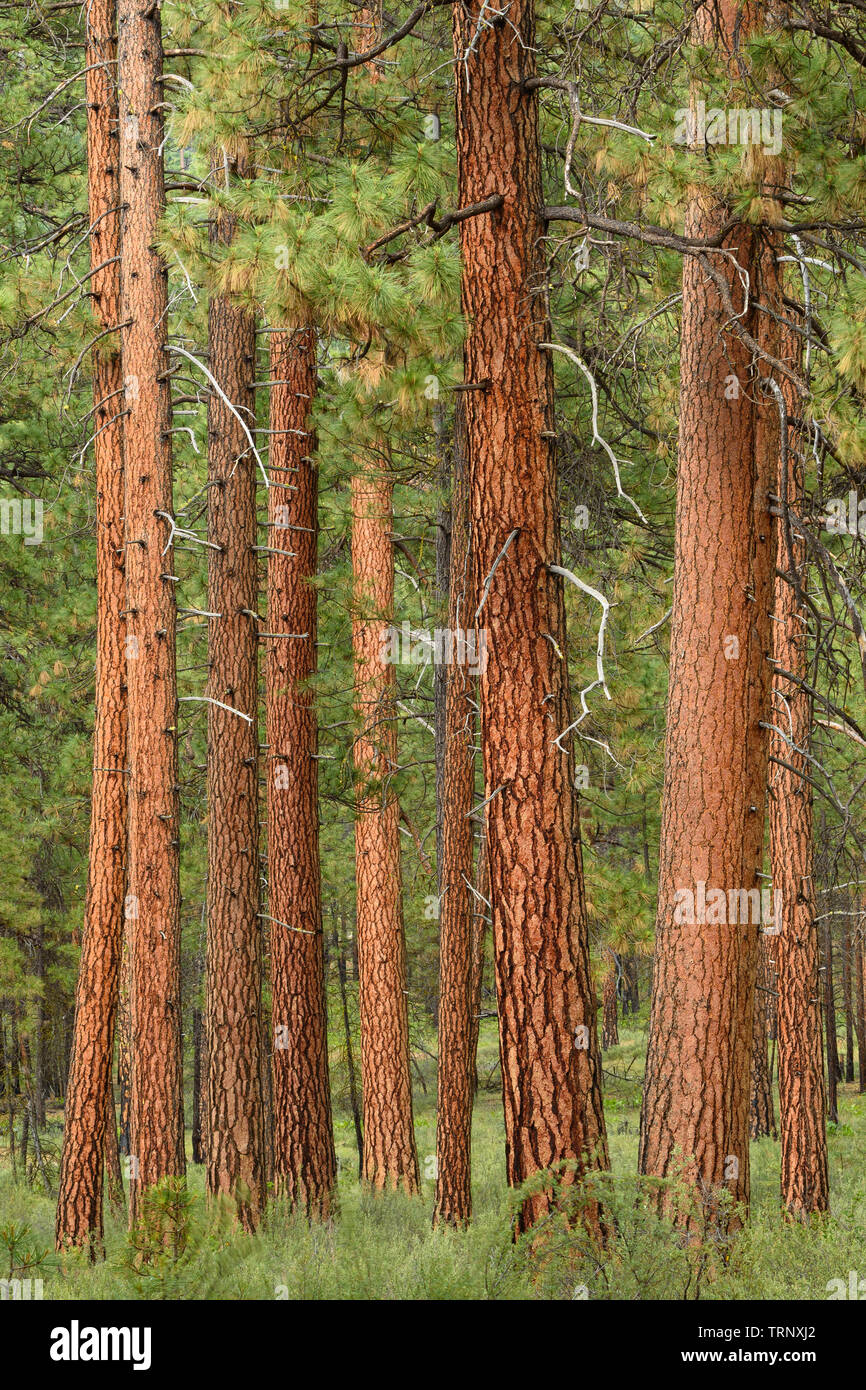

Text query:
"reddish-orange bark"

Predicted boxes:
[[454, 0, 608, 1232], [267, 328, 337, 1217], [55, 0, 127, 1254], [352, 446, 420, 1193], [118, 0, 185, 1218], [204, 160, 266, 1229], [639, 4, 776, 1225], [434, 401, 476, 1227]]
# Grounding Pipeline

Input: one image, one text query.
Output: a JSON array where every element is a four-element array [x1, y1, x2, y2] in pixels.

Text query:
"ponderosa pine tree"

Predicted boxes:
[[117, 0, 185, 1219], [823, 919, 840, 1124], [453, 0, 608, 1232], [348, 11, 419, 1196], [267, 326, 336, 1218], [639, 0, 776, 1223], [204, 149, 266, 1230], [434, 398, 476, 1227], [602, 954, 619, 1051], [55, 0, 126, 1253], [352, 429, 420, 1193], [769, 334, 829, 1202], [467, 833, 489, 1093], [843, 926, 855, 1083]]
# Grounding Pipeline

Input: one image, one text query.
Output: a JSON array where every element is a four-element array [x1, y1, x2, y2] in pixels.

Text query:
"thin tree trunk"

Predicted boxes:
[[823, 921, 839, 1124], [601, 954, 619, 1051], [191, 1008, 204, 1166], [21, 1105, 29, 1184], [639, 3, 775, 1227], [855, 928, 866, 1094], [205, 150, 265, 1231], [352, 441, 420, 1193], [267, 327, 336, 1219], [55, 0, 127, 1254], [118, 0, 185, 1221], [467, 832, 489, 1095], [750, 937, 777, 1140], [434, 397, 477, 1227], [453, 0, 608, 1235], [33, 922, 46, 1129], [333, 916, 363, 1181], [843, 924, 854, 1082], [623, 956, 639, 1017], [2, 1021, 16, 1181], [433, 400, 452, 909]]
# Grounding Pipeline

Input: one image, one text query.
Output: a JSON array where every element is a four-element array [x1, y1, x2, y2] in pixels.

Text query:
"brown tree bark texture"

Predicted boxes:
[[638, 237, 774, 1211], [55, 0, 127, 1253], [205, 172, 266, 1229], [434, 398, 476, 1227], [467, 830, 489, 1093], [267, 328, 337, 1218], [117, 927, 131, 1156], [823, 921, 840, 1123], [602, 959, 619, 1051], [768, 314, 828, 1205], [118, 0, 185, 1216], [454, 0, 608, 1231], [638, 1, 778, 1222], [352, 452, 420, 1192]]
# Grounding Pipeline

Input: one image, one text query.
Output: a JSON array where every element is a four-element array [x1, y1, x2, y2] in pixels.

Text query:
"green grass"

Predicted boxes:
[[2, 1020, 865, 1300]]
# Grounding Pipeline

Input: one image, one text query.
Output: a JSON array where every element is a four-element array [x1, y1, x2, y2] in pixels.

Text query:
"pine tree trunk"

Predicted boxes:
[[190, 902, 206, 1165], [454, 0, 608, 1233], [750, 937, 777, 1140], [433, 402, 452, 909], [33, 922, 46, 1129], [855, 930, 866, 1094], [118, 0, 185, 1220], [55, 0, 127, 1254], [601, 956, 619, 1050], [769, 311, 829, 1215], [333, 916, 364, 1180], [352, 445, 420, 1193], [638, 4, 775, 1226], [623, 956, 640, 1017], [204, 154, 266, 1231], [823, 921, 840, 1124], [434, 398, 477, 1227], [349, 7, 417, 1193], [191, 1008, 203, 1165], [843, 925, 854, 1082], [267, 327, 337, 1218], [468, 832, 489, 1096]]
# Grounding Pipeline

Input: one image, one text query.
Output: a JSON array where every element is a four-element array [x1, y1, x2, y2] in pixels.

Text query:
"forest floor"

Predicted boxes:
[[1, 1019, 865, 1299]]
